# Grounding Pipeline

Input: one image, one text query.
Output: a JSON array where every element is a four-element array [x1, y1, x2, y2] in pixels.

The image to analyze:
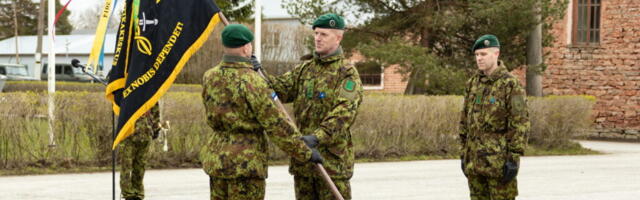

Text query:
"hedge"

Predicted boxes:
[[0, 92, 595, 171]]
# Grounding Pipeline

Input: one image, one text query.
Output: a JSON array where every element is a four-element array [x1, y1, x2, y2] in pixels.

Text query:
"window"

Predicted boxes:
[[356, 61, 383, 90], [573, 0, 601, 45], [360, 74, 382, 86], [0, 64, 29, 76], [64, 65, 74, 75], [55, 65, 62, 75], [43, 64, 81, 75]]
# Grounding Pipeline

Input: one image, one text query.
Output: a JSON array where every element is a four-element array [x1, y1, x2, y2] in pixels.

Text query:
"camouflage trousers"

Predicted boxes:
[[119, 136, 151, 199], [466, 174, 518, 200], [209, 177, 265, 200], [294, 176, 351, 200]]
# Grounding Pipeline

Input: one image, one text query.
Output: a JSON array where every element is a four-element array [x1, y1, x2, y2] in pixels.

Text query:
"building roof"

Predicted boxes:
[[0, 34, 117, 56]]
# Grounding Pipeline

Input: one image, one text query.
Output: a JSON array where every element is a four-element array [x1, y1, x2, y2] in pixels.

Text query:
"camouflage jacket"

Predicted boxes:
[[200, 55, 312, 179], [460, 61, 530, 178], [267, 47, 363, 179], [128, 104, 160, 142]]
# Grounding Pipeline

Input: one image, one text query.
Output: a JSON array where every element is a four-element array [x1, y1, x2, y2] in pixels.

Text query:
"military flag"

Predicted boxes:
[[87, 0, 117, 73], [106, 0, 221, 148]]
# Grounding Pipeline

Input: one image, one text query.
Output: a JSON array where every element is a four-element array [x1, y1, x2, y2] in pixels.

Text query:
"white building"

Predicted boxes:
[[0, 34, 117, 79]]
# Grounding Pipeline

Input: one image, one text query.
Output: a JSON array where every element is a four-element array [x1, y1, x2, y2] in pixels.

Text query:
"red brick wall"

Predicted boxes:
[[349, 53, 408, 94], [511, 66, 527, 86], [382, 64, 409, 94], [544, 0, 640, 136]]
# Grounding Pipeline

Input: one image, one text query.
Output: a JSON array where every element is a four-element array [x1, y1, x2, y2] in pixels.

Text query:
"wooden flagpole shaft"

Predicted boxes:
[[316, 164, 345, 200], [219, 12, 230, 26], [218, 12, 299, 128], [218, 11, 344, 200]]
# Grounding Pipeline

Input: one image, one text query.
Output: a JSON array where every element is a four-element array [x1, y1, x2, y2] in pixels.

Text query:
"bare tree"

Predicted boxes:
[[72, 1, 122, 31]]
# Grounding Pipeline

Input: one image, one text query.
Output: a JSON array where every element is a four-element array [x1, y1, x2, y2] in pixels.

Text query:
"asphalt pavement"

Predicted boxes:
[[0, 140, 638, 200]]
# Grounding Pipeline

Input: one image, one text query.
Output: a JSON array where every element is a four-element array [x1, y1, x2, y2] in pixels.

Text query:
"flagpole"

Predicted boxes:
[[47, 0, 57, 148], [254, 0, 262, 61], [112, 112, 116, 200], [219, 10, 344, 200]]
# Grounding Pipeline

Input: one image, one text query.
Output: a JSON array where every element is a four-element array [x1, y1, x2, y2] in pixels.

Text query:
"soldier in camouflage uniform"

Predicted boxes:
[[265, 14, 363, 200], [200, 24, 323, 200], [119, 104, 160, 200], [460, 34, 530, 200]]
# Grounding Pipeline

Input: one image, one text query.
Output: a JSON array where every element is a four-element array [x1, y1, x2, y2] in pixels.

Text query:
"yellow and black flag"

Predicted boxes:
[[106, 0, 221, 149]]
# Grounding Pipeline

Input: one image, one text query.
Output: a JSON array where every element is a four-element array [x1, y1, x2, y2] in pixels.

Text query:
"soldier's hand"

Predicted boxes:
[[501, 160, 519, 184], [300, 135, 319, 148], [250, 55, 262, 71], [309, 148, 324, 164]]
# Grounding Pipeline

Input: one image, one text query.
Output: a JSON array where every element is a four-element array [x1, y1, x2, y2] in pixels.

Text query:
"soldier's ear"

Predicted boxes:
[[244, 43, 253, 56], [333, 29, 344, 43]]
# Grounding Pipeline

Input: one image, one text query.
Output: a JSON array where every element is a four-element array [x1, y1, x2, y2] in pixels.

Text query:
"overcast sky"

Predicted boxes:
[[65, 0, 292, 23], [63, 0, 367, 30]]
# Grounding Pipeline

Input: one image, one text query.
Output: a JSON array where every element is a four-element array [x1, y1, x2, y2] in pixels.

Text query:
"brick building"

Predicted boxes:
[[544, 0, 639, 137], [370, 0, 639, 135], [349, 53, 409, 94], [359, 64, 408, 93]]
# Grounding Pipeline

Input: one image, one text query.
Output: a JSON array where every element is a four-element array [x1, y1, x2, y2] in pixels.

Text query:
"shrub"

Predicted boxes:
[[0, 92, 595, 171], [352, 95, 462, 158], [3, 81, 106, 92], [0, 92, 111, 169], [3, 81, 202, 93], [528, 95, 596, 148]]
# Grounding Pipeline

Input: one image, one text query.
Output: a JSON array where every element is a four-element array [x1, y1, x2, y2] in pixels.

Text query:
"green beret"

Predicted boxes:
[[221, 24, 254, 48], [312, 13, 345, 30], [472, 34, 500, 52]]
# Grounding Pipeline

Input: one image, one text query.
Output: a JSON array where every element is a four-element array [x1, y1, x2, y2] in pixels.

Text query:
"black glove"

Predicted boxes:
[[250, 55, 262, 71], [300, 135, 319, 148], [309, 148, 324, 164], [501, 160, 519, 184]]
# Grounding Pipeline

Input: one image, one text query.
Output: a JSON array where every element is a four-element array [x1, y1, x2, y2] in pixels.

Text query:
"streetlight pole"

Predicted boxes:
[[254, 0, 262, 61], [47, 0, 57, 147]]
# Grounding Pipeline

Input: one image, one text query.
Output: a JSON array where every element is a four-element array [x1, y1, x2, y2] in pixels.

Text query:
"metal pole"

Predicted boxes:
[[74, 59, 113, 199], [526, 3, 544, 97], [12, 0, 20, 64], [220, 12, 344, 200], [73, 59, 114, 199], [112, 112, 116, 200], [35, 0, 46, 80], [47, 0, 57, 148], [254, 0, 262, 61]]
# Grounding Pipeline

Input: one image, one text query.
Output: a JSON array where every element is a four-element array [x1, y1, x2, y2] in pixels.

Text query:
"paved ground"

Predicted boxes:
[[1, 140, 638, 200]]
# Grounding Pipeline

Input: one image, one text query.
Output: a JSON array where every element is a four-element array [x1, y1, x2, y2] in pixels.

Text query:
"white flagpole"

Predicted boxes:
[[255, 0, 262, 61], [47, 0, 56, 147]]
